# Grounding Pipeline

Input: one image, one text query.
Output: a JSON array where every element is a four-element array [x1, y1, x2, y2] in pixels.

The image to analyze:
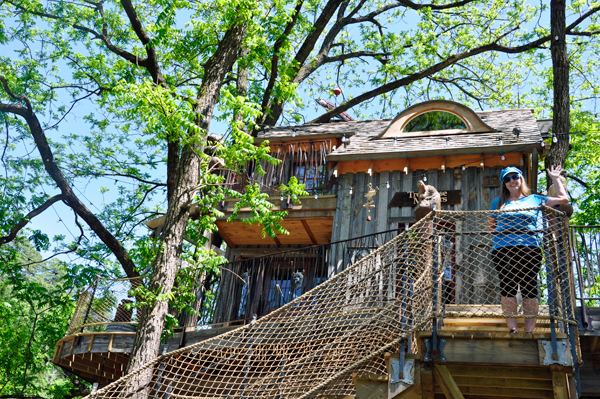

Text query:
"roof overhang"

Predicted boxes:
[[327, 141, 542, 162]]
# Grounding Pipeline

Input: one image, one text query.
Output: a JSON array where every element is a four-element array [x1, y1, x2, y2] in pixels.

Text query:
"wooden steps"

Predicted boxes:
[[441, 316, 559, 334]]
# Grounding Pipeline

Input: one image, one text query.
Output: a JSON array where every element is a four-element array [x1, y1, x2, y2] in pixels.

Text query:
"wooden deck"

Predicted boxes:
[[52, 325, 239, 386]]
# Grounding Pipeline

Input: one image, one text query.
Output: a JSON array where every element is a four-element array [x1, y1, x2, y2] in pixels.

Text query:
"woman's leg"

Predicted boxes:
[[494, 247, 519, 332], [520, 247, 543, 333], [501, 296, 518, 331], [523, 298, 539, 333]]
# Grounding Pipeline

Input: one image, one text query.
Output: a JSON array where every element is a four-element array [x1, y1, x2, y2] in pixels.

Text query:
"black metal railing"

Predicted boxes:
[[570, 225, 600, 331], [191, 229, 399, 328]]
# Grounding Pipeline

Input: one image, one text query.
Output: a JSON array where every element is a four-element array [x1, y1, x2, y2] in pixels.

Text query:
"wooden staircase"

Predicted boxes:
[[320, 313, 577, 399]]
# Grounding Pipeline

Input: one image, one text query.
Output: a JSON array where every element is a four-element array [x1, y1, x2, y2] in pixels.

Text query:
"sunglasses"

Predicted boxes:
[[503, 174, 521, 184]]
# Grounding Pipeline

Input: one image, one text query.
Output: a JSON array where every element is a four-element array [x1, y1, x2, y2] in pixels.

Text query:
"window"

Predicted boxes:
[[294, 164, 327, 193], [404, 111, 467, 132]]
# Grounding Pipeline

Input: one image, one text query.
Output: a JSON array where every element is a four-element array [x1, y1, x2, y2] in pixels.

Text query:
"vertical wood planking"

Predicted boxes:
[[376, 171, 390, 234]]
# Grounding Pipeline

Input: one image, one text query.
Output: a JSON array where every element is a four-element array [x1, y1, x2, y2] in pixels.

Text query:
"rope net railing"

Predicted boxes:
[[88, 207, 576, 399]]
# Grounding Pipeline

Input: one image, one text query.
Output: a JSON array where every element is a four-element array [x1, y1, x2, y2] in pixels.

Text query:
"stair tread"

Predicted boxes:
[[443, 317, 553, 325], [441, 326, 554, 332]]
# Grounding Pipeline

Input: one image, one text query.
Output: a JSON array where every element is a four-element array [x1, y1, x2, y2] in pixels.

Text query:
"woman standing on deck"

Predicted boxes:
[[487, 165, 568, 334]]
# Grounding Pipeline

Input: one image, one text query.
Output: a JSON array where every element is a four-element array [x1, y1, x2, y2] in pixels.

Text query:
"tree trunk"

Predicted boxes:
[[125, 21, 248, 381], [546, 0, 570, 180]]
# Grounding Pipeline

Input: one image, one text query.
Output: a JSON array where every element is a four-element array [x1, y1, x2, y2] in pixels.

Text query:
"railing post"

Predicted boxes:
[[557, 216, 582, 397], [430, 205, 444, 361]]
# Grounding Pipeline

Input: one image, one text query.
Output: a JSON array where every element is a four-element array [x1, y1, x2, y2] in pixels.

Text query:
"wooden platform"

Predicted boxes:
[[52, 325, 239, 386]]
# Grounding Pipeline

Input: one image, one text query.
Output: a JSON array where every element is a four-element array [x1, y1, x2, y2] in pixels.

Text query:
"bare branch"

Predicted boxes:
[[119, 0, 165, 85]]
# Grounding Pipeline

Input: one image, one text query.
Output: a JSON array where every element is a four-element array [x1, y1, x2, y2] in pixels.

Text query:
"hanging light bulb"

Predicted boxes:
[[314, 193, 318, 200], [501, 154, 506, 160], [349, 187, 353, 195], [341, 134, 347, 143], [394, 137, 398, 146], [445, 137, 450, 146], [553, 135, 557, 143], [462, 165, 466, 171], [292, 128, 297, 138], [386, 181, 390, 189], [423, 174, 427, 182], [280, 194, 284, 201], [541, 140, 546, 148], [499, 136, 504, 146]]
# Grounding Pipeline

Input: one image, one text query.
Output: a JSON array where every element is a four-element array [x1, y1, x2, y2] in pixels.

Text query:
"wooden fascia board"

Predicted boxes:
[[254, 132, 356, 144], [327, 142, 541, 162]]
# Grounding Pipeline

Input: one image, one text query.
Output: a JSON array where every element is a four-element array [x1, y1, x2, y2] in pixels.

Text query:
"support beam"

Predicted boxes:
[[591, 336, 598, 353], [433, 363, 464, 399], [301, 220, 318, 245], [552, 371, 568, 399], [420, 363, 435, 399]]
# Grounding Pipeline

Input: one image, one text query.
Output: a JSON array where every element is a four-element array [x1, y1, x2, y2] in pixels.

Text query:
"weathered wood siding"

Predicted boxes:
[[331, 165, 528, 304]]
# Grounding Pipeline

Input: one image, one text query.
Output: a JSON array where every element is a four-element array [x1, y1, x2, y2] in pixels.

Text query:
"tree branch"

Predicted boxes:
[[396, 0, 477, 10], [0, 194, 65, 245], [310, 29, 552, 123], [0, 77, 139, 278], [259, 0, 305, 120], [4, 0, 150, 70], [567, 30, 600, 37], [119, 0, 165, 85], [323, 51, 390, 64], [565, 173, 588, 189]]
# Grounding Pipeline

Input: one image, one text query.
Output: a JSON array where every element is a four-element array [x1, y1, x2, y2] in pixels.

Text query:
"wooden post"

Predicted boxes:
[[552, 371, 569, 399], [420, 362, 435, 399]]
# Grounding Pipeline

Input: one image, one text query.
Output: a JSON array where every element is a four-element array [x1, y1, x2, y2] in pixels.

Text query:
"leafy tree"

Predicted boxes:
[[1, 0, 600, 382], [0, 238, 89, 398]]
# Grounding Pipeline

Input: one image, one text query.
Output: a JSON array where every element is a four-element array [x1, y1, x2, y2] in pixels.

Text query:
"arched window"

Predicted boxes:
[[403, 111, 467, 132]]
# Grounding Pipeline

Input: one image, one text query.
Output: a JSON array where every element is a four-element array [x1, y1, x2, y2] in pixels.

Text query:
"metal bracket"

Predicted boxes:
[[578, 314, 595, 332], [438, 339, 447, 362], [423, 338, 447, 362], [542, 341, 569, 366], [424, 338, 432, 361], [390, 359, 414, 385]]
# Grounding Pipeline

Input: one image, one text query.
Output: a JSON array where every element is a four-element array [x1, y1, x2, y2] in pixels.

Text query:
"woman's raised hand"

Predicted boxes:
[[546, 165, 563, 180]]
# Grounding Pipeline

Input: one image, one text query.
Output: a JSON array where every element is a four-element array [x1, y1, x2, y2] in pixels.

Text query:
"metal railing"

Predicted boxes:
[[570, 225, 600, 331], [67, 229, 399, 334]]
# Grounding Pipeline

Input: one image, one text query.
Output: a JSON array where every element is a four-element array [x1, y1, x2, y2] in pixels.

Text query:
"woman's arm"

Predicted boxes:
[[545, 165, 569, 208]]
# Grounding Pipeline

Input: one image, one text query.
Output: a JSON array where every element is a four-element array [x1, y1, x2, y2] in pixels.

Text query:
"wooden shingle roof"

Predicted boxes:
[[256, 107, 544, 161]]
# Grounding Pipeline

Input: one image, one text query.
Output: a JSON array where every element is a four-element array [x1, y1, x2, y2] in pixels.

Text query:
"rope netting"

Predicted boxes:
[[88, 207, 576, 399]]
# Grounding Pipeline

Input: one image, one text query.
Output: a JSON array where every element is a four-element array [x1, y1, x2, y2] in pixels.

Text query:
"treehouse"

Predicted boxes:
[[53, 100, 600, 398]]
